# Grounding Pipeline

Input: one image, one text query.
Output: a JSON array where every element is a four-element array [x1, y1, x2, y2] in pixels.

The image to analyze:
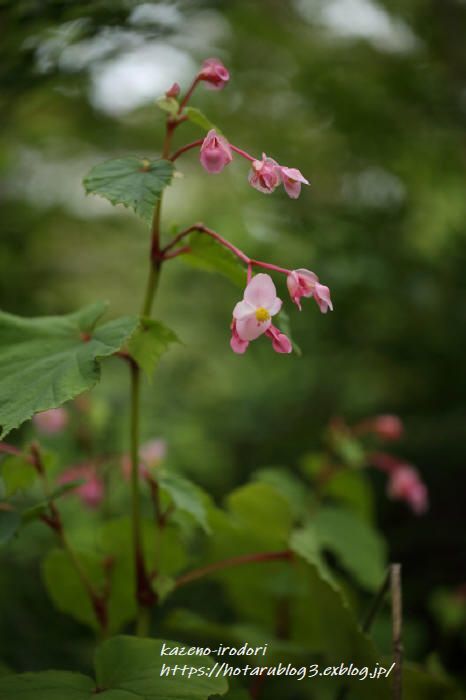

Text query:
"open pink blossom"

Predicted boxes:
[[279, 166, 309, 199], [387, 464, 428, 515], [248, 154, 281, 194], [287, 269, 333, 313], [33, 407, 69, 435], [200, 130, 233, 174], [58, 463, 104, 509], [198, 58, 230, 90], [233, 274, 282, 342], [265, 325, 292, 354]]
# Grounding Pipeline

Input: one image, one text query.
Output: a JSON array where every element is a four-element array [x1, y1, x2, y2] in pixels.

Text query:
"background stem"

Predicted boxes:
[[391, 563, 403, 700]]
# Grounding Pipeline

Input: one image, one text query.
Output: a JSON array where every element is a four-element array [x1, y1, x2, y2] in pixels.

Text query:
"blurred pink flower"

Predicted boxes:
[[232, 274, 282, 342], [287, 269, 333, 313], [33, 407, 69, 435], [200, 130, 233, 174], [121, 438, 167, 480], [371, 415, 404, 441], [387, 464, 428, 515], [279, 166, 309, 199], [198, 58, 230, 90], [248, 154, 281, 194], [58, 464, 104, 509]]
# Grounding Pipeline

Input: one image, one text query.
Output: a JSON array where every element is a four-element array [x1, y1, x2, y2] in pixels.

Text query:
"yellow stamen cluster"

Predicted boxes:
[[255, 307, 270, 322]]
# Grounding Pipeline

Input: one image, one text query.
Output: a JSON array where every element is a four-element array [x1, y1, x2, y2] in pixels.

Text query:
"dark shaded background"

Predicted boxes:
[[0, 0, 465, 686]]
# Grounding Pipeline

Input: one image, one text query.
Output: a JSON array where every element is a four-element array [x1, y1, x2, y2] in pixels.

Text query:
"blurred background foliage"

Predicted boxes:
[[0, 0, 465, 692]]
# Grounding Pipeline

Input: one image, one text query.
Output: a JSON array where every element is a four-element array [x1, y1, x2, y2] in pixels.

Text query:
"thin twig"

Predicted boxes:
[[175, 550, 292, 589]]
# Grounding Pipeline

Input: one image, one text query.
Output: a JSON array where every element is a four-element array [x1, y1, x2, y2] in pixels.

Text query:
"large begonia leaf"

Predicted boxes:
[[83, 157, 174, 223], [0, 302, 138, 439], [0, 636, 228, 699]]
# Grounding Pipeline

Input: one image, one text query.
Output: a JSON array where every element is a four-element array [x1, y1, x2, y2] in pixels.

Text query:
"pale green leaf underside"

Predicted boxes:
[[182, 233, 246, 287], [128, 317, 180, 377], [83, 157, 174, 223], [0, 636, 228, 699], [0, 302, 138, 439]]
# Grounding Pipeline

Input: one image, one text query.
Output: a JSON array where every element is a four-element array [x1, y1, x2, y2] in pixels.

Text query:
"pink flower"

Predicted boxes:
[[287, 269, 333, 313], [121, 438, 166, 479], [265, 325, 292, 354], [371, 415, 404, 441], [58, 464, 104, 509], [232, 274, 282, 342], [33, 407, 69, 435], [198, 58, 230, 90], [165, 82, 180, 98], [140, 439, 166, 468], [279, 167, 309, 199], [248, 154, 281, 194], [387, 465, 428, 515], [200, 129, 233, 174]]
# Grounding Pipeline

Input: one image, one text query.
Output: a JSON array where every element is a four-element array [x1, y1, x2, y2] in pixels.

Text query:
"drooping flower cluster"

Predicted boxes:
[[371, 451, 428, 515], [158, 57, 331, 356], [58, 462, 105, 509], [199, 132, 309, 199]]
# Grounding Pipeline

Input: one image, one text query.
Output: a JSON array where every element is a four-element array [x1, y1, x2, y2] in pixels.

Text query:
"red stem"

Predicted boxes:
[[170, 139, 204, 162], [162, 223, 292, 278], [179, 76, 200, 112], [175, 550, 292, 589], [230, 144, 256, 162], [0, 442, 28, 460]]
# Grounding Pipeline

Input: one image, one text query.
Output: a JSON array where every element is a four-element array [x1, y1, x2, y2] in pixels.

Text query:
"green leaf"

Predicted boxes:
[[184, 106, 219, 133], [0, 508, 21, 545], [0, 455, 37, 496], [182, 233, 246, 287], [128, 318, 180, 377], [83, 157, 174, 223], [156, 96, 179, 116], [42, 548, 105, 631], [0, 302, 138, 439], [158, 473, 211, 534], [322, 468, 375, 521], [0, 671, 93, 699], [252, 467, 312, 519], [0, 636, 229, 699], [289, 526, 336, 587], [314, 506, 387, 590]]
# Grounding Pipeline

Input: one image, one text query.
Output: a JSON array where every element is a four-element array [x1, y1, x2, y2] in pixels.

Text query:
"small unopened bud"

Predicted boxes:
[[165, 82, 180, 98]]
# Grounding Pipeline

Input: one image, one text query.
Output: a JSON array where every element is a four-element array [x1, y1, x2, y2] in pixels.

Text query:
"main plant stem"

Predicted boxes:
[[130, 116, 177, 635]]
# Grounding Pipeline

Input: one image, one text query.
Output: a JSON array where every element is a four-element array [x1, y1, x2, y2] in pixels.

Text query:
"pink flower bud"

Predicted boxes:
[[279, 166, 309, 199], [165, 82, 180, 98], [387, 464, 428, 515], [287, 269, 333, 313], [230, 319, 249, 354], [265, 325, 292, 354], [58, 463, 104, 509], [371, 415, 404, 441], [33, 407, 69, 435], [232, 274, 282, 342], [198, 58, 230, 90], [248, 154, 281, 194], [200, 129, 233, 174]]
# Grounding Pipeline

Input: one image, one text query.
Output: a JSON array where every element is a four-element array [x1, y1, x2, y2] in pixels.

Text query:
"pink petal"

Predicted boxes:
[[232, 300, 255, 320], [236, 314, 271, 341], [244, 273, 278, 308], [267, 297, 282, 316]]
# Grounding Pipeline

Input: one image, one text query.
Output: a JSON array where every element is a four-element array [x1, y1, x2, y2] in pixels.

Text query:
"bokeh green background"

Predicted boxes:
[[1, 0, 465, 688]]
